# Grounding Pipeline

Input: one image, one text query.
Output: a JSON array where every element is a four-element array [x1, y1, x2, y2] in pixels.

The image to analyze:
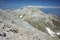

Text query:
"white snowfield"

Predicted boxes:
[[0, 6, 60, 40]]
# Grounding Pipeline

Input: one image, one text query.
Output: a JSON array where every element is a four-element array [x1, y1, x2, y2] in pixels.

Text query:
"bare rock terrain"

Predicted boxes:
[[0, 7, 60, 40]]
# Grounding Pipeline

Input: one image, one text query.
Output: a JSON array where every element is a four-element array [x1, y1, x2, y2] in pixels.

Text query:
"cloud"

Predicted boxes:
[[27, 5, 60, 8], [39, 6, 60, 8]]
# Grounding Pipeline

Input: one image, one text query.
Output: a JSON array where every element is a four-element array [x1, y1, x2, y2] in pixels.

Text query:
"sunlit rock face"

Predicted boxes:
[[12, 7, 60, 37], [0, 7, 60, 40]]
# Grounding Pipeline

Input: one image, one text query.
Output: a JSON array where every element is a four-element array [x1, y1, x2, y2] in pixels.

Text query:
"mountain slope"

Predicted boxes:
[[11, 7, 60, 39], [0, 7, 60, 40]]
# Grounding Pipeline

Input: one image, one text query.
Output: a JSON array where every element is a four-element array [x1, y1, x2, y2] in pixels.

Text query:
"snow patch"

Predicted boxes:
[[46, 27, 55, 37]]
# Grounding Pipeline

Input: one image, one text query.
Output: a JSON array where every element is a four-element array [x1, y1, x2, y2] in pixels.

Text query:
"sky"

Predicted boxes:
[[0, 0, 60, 16]]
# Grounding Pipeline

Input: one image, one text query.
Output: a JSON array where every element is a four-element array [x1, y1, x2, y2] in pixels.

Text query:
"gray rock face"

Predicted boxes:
[[0, 7, 60, 40], [12, 7, 60, 38]]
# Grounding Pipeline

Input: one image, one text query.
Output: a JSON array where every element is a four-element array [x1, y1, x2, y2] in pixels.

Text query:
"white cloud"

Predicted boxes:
[[27, 5, 60, 8]]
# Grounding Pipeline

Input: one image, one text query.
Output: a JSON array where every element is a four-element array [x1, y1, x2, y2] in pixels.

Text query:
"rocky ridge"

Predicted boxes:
[[0, 7, 60, 40]]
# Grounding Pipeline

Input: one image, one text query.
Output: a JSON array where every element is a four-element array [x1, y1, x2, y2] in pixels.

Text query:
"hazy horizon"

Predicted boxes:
[[0, 0, 60, 16]]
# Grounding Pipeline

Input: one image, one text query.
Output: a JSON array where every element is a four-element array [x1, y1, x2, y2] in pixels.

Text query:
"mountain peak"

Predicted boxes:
[[0, 7, 60, 40]]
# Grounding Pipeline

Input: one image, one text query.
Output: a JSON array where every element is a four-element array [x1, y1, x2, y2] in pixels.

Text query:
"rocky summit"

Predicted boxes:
[[0, 6, 60, 40]]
